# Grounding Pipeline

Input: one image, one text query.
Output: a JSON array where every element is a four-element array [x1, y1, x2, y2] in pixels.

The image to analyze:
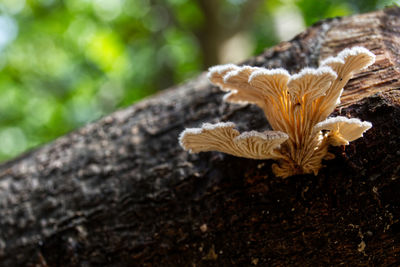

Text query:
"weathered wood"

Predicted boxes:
[[1, 7, 400, 266]]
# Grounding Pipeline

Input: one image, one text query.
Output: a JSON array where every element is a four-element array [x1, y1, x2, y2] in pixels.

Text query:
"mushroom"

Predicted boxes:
[[208, 65, 267, 108], [179, 47, 375, 178], [207, 64, 239, 87], [317, 47, 376, 121], [314, 116, 372, 146], [179, 122, 288, 159]]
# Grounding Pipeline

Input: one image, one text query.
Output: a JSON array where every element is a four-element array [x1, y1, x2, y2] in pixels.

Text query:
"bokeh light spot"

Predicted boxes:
[[93, 0, 122, 21], [0, 127, 27, 156], [0, 15, 18, 52]]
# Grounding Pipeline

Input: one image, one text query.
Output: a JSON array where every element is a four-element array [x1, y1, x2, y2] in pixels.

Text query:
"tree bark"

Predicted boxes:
[[1, 7, 400, 266]]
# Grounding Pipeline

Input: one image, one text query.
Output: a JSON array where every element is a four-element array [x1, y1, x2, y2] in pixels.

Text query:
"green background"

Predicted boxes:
[[0, 0, 395, 162]]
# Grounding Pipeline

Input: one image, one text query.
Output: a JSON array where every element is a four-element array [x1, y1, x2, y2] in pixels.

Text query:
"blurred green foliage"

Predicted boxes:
[[0, 0, 395, 162]]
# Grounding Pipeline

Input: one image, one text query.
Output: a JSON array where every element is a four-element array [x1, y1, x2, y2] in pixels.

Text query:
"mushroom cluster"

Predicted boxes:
[[179, 47, 374, 178]]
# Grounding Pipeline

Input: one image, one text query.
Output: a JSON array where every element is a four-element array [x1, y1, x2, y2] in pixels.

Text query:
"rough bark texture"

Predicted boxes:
[[1, 7, 400, 267]]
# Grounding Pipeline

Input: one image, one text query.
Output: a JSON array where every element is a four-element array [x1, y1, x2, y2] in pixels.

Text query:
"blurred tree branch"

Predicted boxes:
[[195, 0, 263, 66]]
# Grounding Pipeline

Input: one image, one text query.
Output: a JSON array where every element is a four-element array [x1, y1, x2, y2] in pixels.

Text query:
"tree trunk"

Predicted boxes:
[[1, 7, 400, 266]]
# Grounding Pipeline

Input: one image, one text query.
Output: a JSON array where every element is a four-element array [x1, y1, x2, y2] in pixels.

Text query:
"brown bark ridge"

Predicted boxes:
[[1, 7, 400, 266]]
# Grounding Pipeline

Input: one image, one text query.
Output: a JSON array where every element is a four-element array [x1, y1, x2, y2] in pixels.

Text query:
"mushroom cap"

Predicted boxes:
[[207, 64, 239, 88], [179, 122, 288, 159], [287, 66, 337, 102], [248, 68, 290, 99], [316, 47, 376, 122], [321, 46, 375, 76], [208, 64, 270, 106], [221, 66, 265, 104], [337, 46, 375, 69], [314, 116, 372, 145], [223, 66, 260, 84], [179, 122, 238, 153]]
